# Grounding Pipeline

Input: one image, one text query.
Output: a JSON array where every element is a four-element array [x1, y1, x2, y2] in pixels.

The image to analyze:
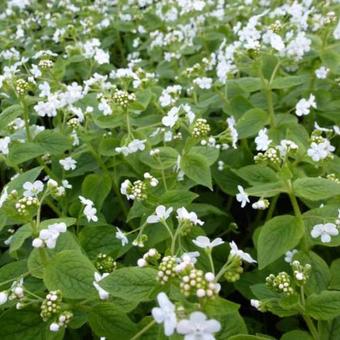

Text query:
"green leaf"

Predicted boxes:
[[281, 330, 312, 340], [9, 224, 32, 253], [8, 143, 45, 164], [191, 146, 219, 165], [257, 215, 303, 269], [236, 108, 268, 139], [0, 309, 47, 340], [229, 335, 270, 340], [0, 105, 21, 128], [82, 173, 112, 209], [88, 303, 137, 339], [306, 291, 340, 320], [246, 182, 286, 197], [270, 75, 310, 89], [329, 259, 340, 289], [0, 260, 27, 289], [235, 165, 278, 185], [295, 251, 330, 295], [139, 147, 179, 169], [43, 250, 96, 299], [79, 225, 129, 259], [293, 178, 340, 201], [7, 166, 43, 193], [226, 77, 262, 93], [34, 130, 72, 155], [180, 153, 212, 189], [100, 267, 158, 302]]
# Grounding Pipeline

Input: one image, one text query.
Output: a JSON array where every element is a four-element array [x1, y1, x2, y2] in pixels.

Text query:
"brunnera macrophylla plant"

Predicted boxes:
[[0, 0, 339, 340]]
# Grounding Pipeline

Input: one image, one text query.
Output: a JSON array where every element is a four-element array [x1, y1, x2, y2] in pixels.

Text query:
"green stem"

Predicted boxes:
[[303, 315, 320, 340], [287, 181, 308, 251], [207, 250, 215, 274], [265, 194, 279, 221], [21, 97, 32, 142], [130, 320, 156, 340], [161, 220, 174, 253], [215, 260, 232, 282]]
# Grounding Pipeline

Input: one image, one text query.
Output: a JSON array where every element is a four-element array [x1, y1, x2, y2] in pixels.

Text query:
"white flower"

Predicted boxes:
[[176, 311, 221, 340], [193, 77, 213, 89], [79, 196, 98, 222], [284, 249, 298, 263], [315, 66, 329, 79], [116, 227, 128, 246], [229, 241, 256, 263], [84, 204, 98, 222], [311, 223, 339, 243], [193, 236, 224, 250], [151, 292, 177, 336], [147, 205, 173, 224], [49, 323, 60, 332], [277, 139, 298, 158], [236, 185, 250, 208], [162, 107, 179, 128], [23, 180, 44, 197], [295, 94, 317, 117], [226, 116, 238, 149], [0, 292, 8, 305], [93, 272, 109, 300], [250, 299, 261, 310], [176, 207, 204, 226], [32, 223, 67, 249], [307, 139, 335, 162], [255, 128, 271, 151], [0, 137, 11, 155], [59, 157, 77, 171]]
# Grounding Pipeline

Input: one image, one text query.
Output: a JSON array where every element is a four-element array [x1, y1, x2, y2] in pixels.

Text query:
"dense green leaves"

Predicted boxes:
[[43, 250, 96, 299], [88, 303, 137, 339], [100, 267, 158, 302], [293, 178, 340, 201], [306, 291, 340, 320], [236, 108, 268, 139], [257, 216, 303, 269], [180, 152, 212, 189]]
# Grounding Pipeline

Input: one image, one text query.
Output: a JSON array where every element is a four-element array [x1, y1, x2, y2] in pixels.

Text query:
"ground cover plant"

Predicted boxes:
[[0, 0, 339, 339]]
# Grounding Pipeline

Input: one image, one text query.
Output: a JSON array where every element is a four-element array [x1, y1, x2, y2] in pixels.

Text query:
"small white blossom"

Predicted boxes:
[[59, 157, 77, 171], [79, 196, 98, 222], [176, 207, 204, 226], [284, 249, 298, 263], [311, 223, 339, 243], [23, 180, 44, 197], [193, 77, 213, 89], [229, 241, 256, 263], [255, 128, 272, 151], [176, 311, 221, 340], [0, 137, 11, 155], [307, 139, 335, 162], [295, 94, 317, 117], [116, 227, 128, 246], [93, 272, 109, 300], [151, 292, 177, 336], [236, 185, 250, 208], [193, 236, 224, 250], [147, 205, 173, 224], [315, 66, 329, 79]]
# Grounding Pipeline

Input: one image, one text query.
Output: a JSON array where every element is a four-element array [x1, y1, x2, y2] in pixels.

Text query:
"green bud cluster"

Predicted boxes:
[[180, 269, 219, 298], [192, 118, 211, 138], [157, 256, 177, 284], [38, 59, 54, 70], [15, 79, 29, 95], [254, 147, 281, 166], [40, 290, 62, 321], [224, 257, 244, 282], [266, 272, 294, 295], [112, 89, 136, 108], [15, 196, 39, 215], [95, 253, 117, 273], [291, 260, 311, 286]]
